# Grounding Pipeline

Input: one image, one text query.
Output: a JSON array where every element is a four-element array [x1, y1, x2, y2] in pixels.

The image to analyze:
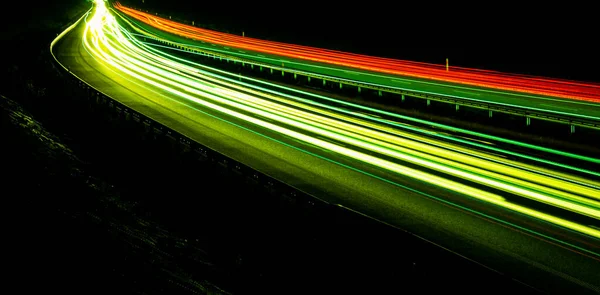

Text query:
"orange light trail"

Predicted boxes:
[[114, 3, 600, 103]]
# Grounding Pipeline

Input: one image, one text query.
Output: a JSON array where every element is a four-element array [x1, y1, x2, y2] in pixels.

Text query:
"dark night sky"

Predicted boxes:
[[4, 0, 597, 82]]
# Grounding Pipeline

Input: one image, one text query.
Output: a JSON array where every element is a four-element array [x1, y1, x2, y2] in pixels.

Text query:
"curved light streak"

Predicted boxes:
[[83, 0, 600, 240], [114, 2, 600, 103]]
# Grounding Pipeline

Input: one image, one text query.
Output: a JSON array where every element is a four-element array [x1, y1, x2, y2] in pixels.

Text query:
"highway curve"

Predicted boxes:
[[52, 3, 600, 293]]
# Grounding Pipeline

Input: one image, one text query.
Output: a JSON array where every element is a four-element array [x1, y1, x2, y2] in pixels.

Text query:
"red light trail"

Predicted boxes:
[[115, 3, 600, 103]]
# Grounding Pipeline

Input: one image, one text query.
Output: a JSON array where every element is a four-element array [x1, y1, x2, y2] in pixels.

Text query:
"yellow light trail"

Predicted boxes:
[[102, 23, 600, 217], [115, 20, 600, 195], [119, 13, 600, 186], [82, 0, 600, 239]]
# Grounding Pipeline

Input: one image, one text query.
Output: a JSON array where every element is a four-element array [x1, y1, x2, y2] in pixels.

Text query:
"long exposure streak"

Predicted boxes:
[[80, 0, 600, 245], [114, 2, 600, 103]]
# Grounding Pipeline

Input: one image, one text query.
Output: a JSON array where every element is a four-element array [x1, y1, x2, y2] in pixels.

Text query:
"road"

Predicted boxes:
[[52, 2, 600, 293], [112, 4, 600, 121]]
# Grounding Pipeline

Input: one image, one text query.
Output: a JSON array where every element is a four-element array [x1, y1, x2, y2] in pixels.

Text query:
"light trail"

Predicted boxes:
[[99, 33, 600, 212], [114, 2, 600, 103], [84, 1, 600, 242], [129, 35, 600, 185]]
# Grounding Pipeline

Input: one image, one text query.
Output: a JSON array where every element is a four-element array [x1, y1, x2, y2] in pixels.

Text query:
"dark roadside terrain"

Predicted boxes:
[[0, 1, 581, 294]]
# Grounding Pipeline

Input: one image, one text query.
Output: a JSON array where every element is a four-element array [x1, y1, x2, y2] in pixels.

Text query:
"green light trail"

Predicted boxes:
[[81, 0, 600, 242], [114, 16, 600, 183]]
